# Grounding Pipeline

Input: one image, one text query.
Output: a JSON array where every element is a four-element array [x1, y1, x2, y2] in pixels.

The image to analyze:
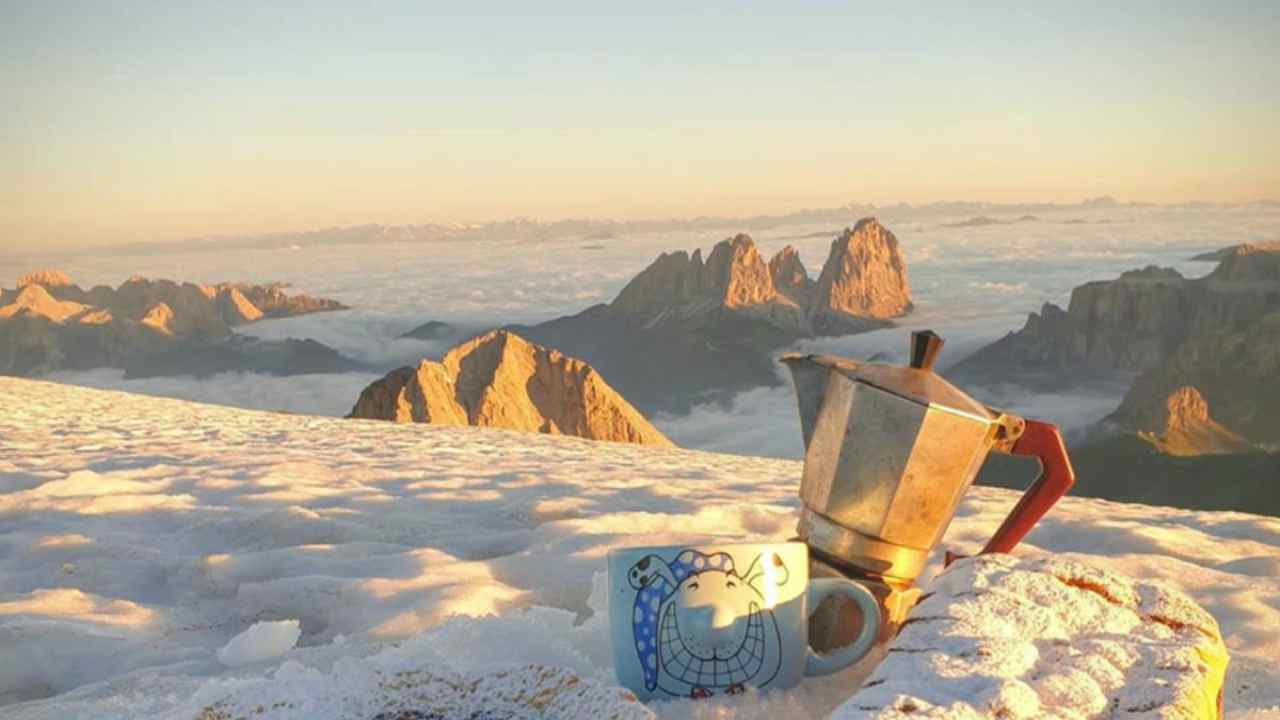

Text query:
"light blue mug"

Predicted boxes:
[[607, 541, 880, 701]]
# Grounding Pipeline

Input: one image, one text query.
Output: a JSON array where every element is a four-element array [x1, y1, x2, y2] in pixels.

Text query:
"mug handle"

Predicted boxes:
[[804, 578, 881, 677]]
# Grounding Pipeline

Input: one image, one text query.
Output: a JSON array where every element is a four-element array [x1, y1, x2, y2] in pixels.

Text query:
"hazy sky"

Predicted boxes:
[[4, 2, 1278, 249]]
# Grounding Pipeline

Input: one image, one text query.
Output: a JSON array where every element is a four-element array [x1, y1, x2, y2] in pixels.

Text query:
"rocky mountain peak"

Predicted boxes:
[[703, 234, 777, 309], [1209, 241, 1280, 284], [814, 217, 913, 319], [0, 283, 89, 323], [610, 250, 702, 317], [141, 303, 176, 335], [17, 269, 74, 288], [1155, 386, 1211, 431], [349, 330, 671, 446], [216, 287, 265, 325], [1111, 384, 1256, 456], [608, 221, 911, 336], [1120, 266, 1184, 281], [768, 245, 811, 290]]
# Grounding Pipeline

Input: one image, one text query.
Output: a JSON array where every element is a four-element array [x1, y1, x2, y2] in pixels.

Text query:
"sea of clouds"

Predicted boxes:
[[8, 204, 1277, 458]]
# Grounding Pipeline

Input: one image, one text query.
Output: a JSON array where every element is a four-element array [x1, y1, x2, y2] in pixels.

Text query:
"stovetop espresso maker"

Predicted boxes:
[[783, 330, 1075, 643]]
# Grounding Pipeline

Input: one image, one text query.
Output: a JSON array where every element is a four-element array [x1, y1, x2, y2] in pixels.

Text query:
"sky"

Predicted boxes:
[[3, 1, 1279, 249]]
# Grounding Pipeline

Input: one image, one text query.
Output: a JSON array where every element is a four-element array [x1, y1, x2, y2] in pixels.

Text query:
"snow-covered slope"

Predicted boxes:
[[0, 377, 1277, 718]]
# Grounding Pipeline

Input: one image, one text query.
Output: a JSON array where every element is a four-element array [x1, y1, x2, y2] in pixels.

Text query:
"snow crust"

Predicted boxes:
[[1, 378, 1277, 718], [833, 554, 1229, 719]]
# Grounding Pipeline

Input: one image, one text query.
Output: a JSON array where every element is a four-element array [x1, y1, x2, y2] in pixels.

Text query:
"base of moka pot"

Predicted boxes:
[[797, 507, 930, 583], [804, 545, 923, 651]]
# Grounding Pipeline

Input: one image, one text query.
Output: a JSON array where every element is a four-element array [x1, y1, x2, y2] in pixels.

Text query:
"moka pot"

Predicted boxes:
[[782, 330, 1076, 588]]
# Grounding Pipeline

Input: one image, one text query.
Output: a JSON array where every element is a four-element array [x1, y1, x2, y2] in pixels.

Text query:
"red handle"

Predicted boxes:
[[982, 419, 1075, 554]]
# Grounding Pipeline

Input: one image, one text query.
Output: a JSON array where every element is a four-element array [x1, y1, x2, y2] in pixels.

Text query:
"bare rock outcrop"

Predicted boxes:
[[953, 253, 1280, 387], [769, 245, 818, 308], [703, 233, 778, 309], [1207, 241, 1280, 284], [1109, 310, 1280, 448], [215, 286, 265, 325], [1111, 385, 1255, 455], [111, 277, 231, 337], [608, 218, 911, 336], [349, 331, 672, 446], [609, 249, 708, 318], [217, 282, 349, 318], [0, 284, 90, 323], [955, 240, 1280, 452], [814, 218, 913, 321], [140, 303, 176, 336]]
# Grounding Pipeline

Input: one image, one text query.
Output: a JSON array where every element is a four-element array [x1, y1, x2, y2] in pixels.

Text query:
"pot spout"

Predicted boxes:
[[780, 354, 828, 453]]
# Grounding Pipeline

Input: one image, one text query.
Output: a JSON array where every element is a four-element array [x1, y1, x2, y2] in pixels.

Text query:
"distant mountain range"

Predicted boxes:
[[0, 271, 359, 378], [35, 196, 1278, 257]]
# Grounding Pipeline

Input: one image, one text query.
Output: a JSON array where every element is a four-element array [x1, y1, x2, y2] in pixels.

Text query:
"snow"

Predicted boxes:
[[216, 620, 301, 667], [832, 554, 1230, 719], [0, 377, 1277, 718]]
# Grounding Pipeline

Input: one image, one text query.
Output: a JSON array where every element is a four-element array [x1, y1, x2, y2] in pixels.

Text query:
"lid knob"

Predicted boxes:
[[909, 330, 944, 371]]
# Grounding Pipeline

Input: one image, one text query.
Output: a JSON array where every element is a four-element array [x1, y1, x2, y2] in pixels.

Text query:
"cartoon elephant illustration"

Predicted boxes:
[[627, 549, 787, 698]]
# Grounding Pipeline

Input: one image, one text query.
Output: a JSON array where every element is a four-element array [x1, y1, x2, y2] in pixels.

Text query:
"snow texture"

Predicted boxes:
[[0, 377, 1277, 719], [832, 554, 1229, 719], [216, 620, 301, 667]]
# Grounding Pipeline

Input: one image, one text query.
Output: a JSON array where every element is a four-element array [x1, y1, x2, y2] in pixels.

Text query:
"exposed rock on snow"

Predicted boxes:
[[348, 330, 672, 446], [216, 620, 301, 667], [834, 554, 1229, 719]]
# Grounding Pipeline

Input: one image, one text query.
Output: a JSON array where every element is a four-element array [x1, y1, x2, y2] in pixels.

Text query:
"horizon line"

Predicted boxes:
[[13, 194, 1280, 256]]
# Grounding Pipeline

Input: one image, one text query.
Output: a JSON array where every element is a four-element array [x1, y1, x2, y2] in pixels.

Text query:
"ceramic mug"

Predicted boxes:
[[607, 541, 880, 701]]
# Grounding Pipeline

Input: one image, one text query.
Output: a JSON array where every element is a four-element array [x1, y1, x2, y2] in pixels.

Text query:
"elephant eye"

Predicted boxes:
[[726, 580, 737, 588]]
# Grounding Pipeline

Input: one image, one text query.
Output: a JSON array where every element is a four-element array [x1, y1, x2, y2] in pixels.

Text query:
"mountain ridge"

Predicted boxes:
[[349, 330, 672, 446], [510, 219, 912, 414], [0, 271, 355, 378]]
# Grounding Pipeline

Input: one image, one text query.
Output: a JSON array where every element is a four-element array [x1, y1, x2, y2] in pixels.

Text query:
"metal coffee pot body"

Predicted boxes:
[[783, 331, 1075, 585]]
